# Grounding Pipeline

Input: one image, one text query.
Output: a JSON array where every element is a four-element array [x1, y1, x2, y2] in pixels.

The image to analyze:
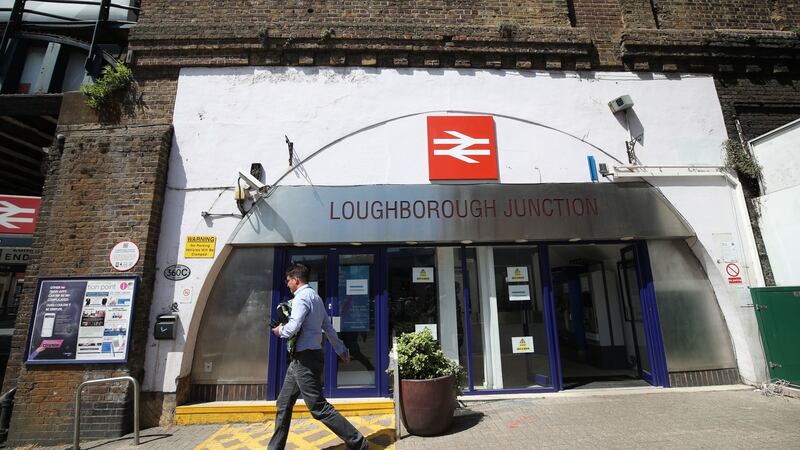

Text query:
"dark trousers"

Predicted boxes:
[[268, 349, 367, 450]]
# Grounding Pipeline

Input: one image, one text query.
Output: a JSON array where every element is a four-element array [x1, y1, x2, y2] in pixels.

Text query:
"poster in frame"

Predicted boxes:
[[25, 276, 138, 365]]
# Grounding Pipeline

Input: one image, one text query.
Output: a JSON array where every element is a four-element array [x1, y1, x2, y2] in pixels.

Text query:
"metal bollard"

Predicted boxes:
[[73, 376, 139, 450]]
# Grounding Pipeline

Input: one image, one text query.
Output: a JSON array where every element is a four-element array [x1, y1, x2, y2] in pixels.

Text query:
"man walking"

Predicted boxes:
[[269, 263, 369, 450]]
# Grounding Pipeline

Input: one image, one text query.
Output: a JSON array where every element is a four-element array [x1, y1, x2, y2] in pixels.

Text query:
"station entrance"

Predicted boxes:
[[269, 241, 667, 399]]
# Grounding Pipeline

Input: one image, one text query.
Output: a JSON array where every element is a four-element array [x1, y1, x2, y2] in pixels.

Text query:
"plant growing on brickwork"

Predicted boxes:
[[258, 27, 269, 47], [80, 63, 133, 110], [723, 139, 761, 180], [319, 27, 336, 42], [390, 328, 466, 394], [498, 22, 518, 39]]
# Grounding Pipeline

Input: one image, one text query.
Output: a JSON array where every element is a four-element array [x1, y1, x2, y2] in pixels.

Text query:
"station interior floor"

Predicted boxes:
[[559, 356, 648, 390]]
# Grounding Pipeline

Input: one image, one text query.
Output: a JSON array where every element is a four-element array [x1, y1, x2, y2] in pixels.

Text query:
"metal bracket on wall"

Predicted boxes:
[[741, 304, 767, 311]]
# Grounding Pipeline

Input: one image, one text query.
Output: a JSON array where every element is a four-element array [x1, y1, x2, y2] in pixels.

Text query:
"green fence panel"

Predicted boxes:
[[751, 287, 800, 386]]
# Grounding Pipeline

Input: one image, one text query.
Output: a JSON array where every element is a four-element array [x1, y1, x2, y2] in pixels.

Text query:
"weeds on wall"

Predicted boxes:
[[81, 64, 133, 110], [498, 22, 518, 39], [723, 139, 762, 181]]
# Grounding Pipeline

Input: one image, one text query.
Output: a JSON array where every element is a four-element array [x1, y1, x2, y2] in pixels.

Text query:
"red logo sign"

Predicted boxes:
[[427, 116, 499, 180], [0, 195, 40, 235]]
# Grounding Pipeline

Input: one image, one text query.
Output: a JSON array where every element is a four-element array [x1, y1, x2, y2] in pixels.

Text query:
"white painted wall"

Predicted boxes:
[[750, 119, 800, 286], [143, 67, 766, 392]]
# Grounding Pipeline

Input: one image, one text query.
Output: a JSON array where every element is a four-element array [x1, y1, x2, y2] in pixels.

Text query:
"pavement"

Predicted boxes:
[[13, 385, 800, 450]]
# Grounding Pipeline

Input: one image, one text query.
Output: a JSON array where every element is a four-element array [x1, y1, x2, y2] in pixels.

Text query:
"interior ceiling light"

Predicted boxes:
[[350, 242, 362, 246], [461, 240, 473, 244], [621, 236, 635, 241], [514, 239, 528, 243], [294, 242, 307, 247], [569, 237, 581, 242], [405, 241, 418, 245]]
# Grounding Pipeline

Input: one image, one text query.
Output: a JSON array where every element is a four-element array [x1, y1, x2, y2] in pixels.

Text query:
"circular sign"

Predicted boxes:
[[110, 241, 140, 272], [725, 263, 740, 277], [163, 264, 191, 281]]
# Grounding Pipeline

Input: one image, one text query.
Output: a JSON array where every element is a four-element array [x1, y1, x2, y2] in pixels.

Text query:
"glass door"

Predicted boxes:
[[619, 246, 653, 384], [276, 251, 329, 395], [276, 248, 386, 399], [329, 250, 384, 397]]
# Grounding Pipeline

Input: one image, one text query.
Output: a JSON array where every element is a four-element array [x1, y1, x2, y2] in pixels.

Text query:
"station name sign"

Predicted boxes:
[[229, 183, 694, 245], [329, 197, 599, 221]]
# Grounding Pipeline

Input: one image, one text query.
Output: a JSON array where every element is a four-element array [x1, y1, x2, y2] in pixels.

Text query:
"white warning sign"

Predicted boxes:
[[507, 266, 529, 282], [412, 267, 434, 283], [512, 336, 534, 354]]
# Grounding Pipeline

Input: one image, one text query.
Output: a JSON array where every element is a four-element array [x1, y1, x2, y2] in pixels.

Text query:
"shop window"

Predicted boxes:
[[387, 247, 438, 339], [489, 246, 551, 389]]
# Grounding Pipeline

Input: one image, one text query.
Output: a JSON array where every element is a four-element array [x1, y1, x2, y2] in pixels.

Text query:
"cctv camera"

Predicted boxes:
[[608, 95, 634, 113], [238, 171, 267, 193]]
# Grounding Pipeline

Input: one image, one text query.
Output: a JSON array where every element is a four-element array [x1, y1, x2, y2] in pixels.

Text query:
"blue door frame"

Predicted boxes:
[[268, 247, 389, 400], [268, 241, 669, 399]]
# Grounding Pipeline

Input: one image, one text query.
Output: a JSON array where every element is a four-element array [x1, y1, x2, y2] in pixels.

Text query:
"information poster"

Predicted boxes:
[[340, 266, 370, 332], [26, 277, 137, 364], [508, 284, 531, 301]]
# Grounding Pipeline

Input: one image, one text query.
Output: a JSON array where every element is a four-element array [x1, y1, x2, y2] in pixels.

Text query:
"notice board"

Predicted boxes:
[[25, 277, 138, 364]]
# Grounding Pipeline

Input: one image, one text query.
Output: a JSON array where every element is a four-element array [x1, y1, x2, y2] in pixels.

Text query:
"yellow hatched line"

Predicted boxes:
[[195, 414, 396, 450]]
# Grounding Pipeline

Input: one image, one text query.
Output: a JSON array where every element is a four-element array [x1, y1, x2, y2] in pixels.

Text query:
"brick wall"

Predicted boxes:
[[1, 93, 173, 445], [714, 73, 800, 285], [655, 0, 775, 30], [134, 0, 572, 34]]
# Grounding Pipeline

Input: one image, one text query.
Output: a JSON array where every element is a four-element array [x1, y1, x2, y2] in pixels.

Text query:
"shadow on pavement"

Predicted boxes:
[[321, 427, 396, 449], [436, 409, 485, 436], [70, 433, 173, 449], [397, 409, 485, 440]]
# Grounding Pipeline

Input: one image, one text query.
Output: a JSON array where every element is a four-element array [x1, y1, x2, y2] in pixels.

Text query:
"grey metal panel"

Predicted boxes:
[[649, 240, 737, 371], [230, 183, 694, 245], [191, 247, 274, 384]]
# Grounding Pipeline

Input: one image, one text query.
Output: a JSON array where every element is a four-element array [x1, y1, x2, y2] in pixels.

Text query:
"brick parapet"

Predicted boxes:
[[2, 97, 173, 444]]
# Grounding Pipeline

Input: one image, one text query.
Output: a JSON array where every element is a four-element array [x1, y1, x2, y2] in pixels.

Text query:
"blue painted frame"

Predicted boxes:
[[635, 242, 670, 387], [327, 246, 387, 398], [270, 246, 388, 399]]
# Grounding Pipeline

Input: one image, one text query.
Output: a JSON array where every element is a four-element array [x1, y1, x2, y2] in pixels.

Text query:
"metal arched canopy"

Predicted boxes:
[[15, 31, 119, 66], [228, 182, 695, 246]]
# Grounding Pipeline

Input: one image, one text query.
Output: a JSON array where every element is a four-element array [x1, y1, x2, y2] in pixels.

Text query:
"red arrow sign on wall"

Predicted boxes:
[[0, 195, 40, 234]]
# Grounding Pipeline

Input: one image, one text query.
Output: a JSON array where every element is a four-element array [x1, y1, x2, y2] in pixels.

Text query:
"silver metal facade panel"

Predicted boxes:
[[649, 240, 737, 371], [230, 183, 694, 245], [190, 247, 274, 384]]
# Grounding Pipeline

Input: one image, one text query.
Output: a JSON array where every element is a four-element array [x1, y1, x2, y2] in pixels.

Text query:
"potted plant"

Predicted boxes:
[[391, 328, 466, 436]]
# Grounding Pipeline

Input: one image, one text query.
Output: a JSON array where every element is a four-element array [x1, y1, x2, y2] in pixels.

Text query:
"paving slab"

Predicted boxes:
[[10, 386, 800, 450], [396, 387, 800, 450]]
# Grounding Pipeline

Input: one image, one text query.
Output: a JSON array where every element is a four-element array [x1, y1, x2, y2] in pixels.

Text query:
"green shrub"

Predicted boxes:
[[81, 64, 133, 110], [393, 328, 466, 394]]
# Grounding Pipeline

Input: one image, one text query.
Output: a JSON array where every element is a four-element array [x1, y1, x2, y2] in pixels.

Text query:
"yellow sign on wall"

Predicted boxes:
[[185, 235, 216, 258]]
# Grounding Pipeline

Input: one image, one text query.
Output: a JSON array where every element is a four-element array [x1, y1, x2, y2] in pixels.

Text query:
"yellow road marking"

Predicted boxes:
[[195, 414, 396, 450]]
